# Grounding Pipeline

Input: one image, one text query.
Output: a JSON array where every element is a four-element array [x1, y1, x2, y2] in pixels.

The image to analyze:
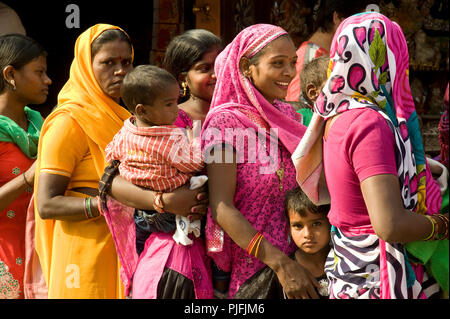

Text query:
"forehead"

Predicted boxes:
[[288, 208, 325, 223], [93, 40, 132, 59], [21, 55, 47, 69], [154, 82, 179, 100], [258, 36, 296, 58]]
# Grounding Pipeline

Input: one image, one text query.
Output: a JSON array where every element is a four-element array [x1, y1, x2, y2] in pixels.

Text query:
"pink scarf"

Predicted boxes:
[[202, 24, 306, 154]]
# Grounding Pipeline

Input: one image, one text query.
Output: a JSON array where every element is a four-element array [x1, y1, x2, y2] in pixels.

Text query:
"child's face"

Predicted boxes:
[[288, 208, 330, 255], [136, 82, 179, 126]]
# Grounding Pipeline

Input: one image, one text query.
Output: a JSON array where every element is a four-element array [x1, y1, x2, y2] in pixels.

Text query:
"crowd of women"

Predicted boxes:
[[0, 3, 448, 299]]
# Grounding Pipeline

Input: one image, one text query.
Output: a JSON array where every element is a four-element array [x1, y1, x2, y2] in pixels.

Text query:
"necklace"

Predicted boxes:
[[276, 143, 285, 192], [276, 162, 284, 192]]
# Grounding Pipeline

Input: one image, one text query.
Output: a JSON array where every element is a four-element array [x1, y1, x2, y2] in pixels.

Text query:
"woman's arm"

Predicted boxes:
[[361, 173, 447, 243], [110, 174, 208, 220], [36, 172, 100, 221], [207, 148, 320, 299], [0, 161, 36, 212]]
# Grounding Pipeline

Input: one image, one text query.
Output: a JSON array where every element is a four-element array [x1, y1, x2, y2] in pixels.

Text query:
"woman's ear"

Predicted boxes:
[[239, 57, 252, 78], [2, 65, 15, 85], [332, 11, 345, 29], [177, 73, 186, 85]]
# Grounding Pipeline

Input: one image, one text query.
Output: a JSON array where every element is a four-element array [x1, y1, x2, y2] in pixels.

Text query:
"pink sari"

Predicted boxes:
[[201, 24, 307, 298]]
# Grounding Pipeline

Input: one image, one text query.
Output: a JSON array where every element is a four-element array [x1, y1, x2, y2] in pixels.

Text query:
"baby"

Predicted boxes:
[[298, 55, 329, 126], [105, 65, 205, 247]]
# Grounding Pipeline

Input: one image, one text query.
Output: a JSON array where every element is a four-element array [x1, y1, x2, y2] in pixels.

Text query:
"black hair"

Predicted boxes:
[[163, 29, 221, 84], [314, 0, 373, 33], [0, 34, 47, 93], [91, 29, 132, 59], [120, 64, 177, 113], [284, 187, 330, 221], [300, 55, 330, 105]]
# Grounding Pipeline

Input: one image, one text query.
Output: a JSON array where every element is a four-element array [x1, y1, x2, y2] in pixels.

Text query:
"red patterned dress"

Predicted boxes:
[[0, 142, 34, 299]]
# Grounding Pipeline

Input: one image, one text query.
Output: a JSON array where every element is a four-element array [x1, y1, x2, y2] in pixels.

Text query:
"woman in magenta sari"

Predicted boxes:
[[201, 24, 320, 299]]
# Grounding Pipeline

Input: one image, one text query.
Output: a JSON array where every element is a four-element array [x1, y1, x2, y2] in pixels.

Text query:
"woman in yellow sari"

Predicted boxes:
[[33, 24, 133, 298]]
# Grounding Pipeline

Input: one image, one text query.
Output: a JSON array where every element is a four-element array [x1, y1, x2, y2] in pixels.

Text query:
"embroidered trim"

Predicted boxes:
[[0, 259, 21, 299]]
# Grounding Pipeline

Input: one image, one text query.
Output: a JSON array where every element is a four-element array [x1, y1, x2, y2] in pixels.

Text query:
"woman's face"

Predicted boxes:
[[185, 47, 219, 103], [92, 40, 133, 101], [246, 36, 297, 104], [14, 55, 52, 105]]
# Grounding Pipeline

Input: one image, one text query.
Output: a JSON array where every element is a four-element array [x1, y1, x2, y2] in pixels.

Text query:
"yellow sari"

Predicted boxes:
[[33, 24, 132, 298]]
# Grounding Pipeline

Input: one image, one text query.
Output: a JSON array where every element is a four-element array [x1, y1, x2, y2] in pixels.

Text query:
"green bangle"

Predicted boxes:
[[85, 197, 94, 219]]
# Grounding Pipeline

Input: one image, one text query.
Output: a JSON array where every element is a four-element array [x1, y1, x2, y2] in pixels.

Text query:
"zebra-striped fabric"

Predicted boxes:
[[325, 226, 426, 299]]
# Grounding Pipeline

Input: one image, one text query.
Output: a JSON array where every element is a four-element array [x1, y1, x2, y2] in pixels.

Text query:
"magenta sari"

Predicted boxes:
[[201, 24, 307, 298]]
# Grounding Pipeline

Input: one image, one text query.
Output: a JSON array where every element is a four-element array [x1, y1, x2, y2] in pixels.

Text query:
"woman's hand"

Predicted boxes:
[[273, 255, 320, 299], [164, 183, 208, 220], [109, 175, 208, 220]]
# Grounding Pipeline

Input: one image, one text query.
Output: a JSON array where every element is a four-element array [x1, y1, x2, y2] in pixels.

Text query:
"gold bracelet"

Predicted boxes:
[[434, 214, 449, 240], [424, 215, 437, 241], [22, 173, 33, 188]]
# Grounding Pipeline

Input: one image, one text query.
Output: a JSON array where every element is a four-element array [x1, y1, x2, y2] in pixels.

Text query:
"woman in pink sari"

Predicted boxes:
[[293, 12, 448, 298], [202, 24, 320, 299]]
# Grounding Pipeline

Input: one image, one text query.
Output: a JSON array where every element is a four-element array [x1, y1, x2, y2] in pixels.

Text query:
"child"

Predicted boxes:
[[233, 186, 331, 299], [297, 55, 329, 126], [284, 186, 331, 299], [105, 65, 205, 249]]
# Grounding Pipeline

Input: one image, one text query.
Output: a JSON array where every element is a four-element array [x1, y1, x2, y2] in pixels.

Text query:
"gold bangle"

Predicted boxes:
[[434, 214, 449, 240], [23, 173, 33, 188], [424, 215, 437, 241]]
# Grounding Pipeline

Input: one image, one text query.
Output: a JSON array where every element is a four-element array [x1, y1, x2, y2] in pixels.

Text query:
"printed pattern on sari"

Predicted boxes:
[[325, 227, 424, 299], [0, 259, 21, 299]]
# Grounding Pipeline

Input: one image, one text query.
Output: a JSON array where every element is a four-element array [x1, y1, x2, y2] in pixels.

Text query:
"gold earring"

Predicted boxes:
[[181, 81, 187, 97], [10, 80, 16, 91]]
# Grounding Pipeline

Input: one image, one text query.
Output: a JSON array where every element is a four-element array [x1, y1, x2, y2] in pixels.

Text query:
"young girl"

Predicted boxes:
[[234, 187, 331, 299], [0, 34, 51, 299], [294, 12, 448, 299], [285, 187, 331, 299], [202, 24, 322, 299]]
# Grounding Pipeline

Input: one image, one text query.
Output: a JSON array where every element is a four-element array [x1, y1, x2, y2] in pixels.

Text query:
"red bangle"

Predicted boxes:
[[246, 232, 263, 256], [153, 192, 165, 213], [96, 196, 104, 216]]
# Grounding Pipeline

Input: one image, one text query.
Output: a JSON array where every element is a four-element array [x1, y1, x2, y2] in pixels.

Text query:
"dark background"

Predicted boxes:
[[3, 0, 158, 117]]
